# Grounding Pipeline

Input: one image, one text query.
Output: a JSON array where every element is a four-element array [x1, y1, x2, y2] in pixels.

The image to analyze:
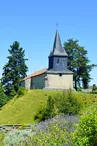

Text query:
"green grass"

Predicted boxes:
[[0, 90, 97, 124], [0, 132, 5, 146], [0, 90, 62, 124]]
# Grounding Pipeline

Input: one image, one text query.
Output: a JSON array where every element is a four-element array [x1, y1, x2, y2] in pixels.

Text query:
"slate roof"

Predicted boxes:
[[49, 30, 68, 56], [22, 68, 47, 81]]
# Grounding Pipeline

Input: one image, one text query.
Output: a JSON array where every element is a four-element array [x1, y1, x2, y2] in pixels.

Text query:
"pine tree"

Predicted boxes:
[[63, 39, 96, 89], [0, 83, 8, 107], [1, 41, 28, 97]]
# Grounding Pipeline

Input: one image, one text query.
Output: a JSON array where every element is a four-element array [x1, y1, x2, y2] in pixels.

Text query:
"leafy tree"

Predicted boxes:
[[1, 41, 28, 97], [0, 83, 8, 108], [64, 39, 96, 89]]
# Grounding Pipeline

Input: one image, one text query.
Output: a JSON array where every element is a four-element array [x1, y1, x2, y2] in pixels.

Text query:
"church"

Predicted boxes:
[[21, 30, 73, 90]]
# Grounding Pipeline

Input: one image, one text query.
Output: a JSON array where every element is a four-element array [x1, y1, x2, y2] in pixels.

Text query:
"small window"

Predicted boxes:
[[59, 73, 62, 77], [57, 58, 59, 64], [62, 58, 65, 65]]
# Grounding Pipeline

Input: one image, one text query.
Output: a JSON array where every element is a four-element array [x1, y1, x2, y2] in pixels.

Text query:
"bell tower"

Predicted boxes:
[[45, 30, 73, 90], [48, 30, 68, 71]]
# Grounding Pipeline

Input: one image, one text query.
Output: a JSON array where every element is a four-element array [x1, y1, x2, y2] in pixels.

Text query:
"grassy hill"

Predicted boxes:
[[0, 90, 97, 124]]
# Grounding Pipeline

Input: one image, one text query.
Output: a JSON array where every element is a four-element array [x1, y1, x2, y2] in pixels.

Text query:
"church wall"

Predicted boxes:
[[21, 78, 31, 89], [25, 78, 31, 89], [31, 73, 45, 89], [20, 81, 25, 88], [46, 74, 73, 89]]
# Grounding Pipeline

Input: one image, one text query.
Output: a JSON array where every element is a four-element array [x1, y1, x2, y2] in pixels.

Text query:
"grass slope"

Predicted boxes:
[[0, 90, 97, 124], [0, 90, 62, 124]]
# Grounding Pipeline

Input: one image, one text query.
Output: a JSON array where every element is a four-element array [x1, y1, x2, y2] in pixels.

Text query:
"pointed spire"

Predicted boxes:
[[50, 30, 68, 56]]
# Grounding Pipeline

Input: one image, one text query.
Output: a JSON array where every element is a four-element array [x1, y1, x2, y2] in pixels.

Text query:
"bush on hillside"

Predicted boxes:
[[34, 89, 82, 122], [92, 84, 97, 91], [90, 84, 97, 94], [73, 105, 97, 146], [55, 89, 82, 115], [76, 88, 82, 91], [90, 91, 97, 94], [34, 96, 55, 122], [17, 87, 27, 97]]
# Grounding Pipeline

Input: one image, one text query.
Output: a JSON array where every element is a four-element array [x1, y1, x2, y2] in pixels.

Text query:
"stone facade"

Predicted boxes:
[[21, 78, 31, 89], [45, 74, 73, 89]]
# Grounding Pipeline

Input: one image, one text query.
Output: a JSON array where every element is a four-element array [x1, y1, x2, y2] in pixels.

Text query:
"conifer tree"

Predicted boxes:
[[0, 83, 8, 107], [1, 41, 28, 97]]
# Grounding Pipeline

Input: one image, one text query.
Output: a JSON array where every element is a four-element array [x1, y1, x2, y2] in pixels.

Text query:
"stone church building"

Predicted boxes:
[[21, 30, 73, 89]]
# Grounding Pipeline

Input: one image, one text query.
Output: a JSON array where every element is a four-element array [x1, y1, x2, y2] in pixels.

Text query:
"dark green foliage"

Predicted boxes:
[[92, 84, 97, 91], [17, 87, 27, 97], [1, 41, 28, 98], [90, 91, 97, 94], [76, 87, 82, 91], [34, 96, 55, 121], [34, 90, 82, 122], [89, 84, 97, 94], [45, 96, 55, 117], [34, 106, 46, 122], [63, 39, 96, 89], [55, 90, 81, 115], [0, 83, 8, 108]]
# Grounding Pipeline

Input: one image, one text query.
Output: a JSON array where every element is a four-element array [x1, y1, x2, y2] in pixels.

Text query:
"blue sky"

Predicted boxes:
[[0, 0, 97, 85]]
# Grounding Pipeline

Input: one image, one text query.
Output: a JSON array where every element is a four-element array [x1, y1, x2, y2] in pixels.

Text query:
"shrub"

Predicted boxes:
[[34, 90, 82, 122], [4, 115, 78, 146], [73, 105, 97, 146], [17, 87, 27, 97], [30, 115, 78, 146], [92, 84, 97, 91], [55, 90, 82, 115], [77, 88, 82, 92], [5, 129, 34, 146], [34, 96, 55, 122], [31, 121, 70, 146]]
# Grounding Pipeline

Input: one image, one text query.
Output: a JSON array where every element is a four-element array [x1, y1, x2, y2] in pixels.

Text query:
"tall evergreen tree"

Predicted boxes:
[[0, 83, 8, 107], [1, 41, 28, 97], [63, 39, 96, 89]]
